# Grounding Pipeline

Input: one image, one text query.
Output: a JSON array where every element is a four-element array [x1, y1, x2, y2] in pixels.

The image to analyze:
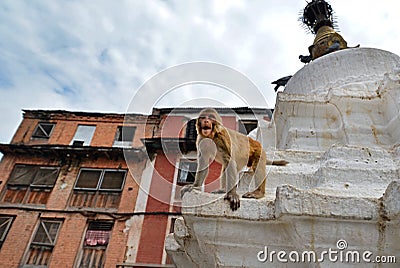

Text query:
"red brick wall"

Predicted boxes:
[[0, 210, 129, 268], [136, 153, 176, 264], [0, 210, 37, 267], [103, 220, 129, 268], [0, 153, 143, 211], [46, 214, 86, 267], [11, 112, 236, 147], [117, 159, 146, 214], [222, 116, 237, 130], [0, 155, 17, 193], [0, 154, 144, 268], [10, 112, 153, 147], [10, 118, 37, 144], [158, 115, 186, 138], [48, 120, 73, 145]]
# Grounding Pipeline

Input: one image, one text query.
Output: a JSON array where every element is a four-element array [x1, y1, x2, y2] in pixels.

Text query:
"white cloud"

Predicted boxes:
[[0, 0, 400, 144]]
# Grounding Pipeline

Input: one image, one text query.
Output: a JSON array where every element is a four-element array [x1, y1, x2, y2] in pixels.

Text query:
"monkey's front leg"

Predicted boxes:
[[211, 171, 226, 194], [223, 160, 240, 211], [180, 160, 207, 198]]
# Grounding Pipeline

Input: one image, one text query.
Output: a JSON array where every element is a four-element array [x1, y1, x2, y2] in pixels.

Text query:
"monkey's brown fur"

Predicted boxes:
[[181, 108, 288, 211]]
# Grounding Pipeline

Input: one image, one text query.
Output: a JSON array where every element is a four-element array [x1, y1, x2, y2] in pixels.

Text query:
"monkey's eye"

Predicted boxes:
[[199, 114, 216, 120], [207, 114, 216, 120]]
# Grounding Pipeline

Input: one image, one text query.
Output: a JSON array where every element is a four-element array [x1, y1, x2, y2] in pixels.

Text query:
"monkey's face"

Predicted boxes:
[[197, 113, 217, 138]]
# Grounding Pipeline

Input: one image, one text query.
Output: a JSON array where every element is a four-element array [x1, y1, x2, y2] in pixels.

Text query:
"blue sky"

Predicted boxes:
[[1, 0, 400, 144]]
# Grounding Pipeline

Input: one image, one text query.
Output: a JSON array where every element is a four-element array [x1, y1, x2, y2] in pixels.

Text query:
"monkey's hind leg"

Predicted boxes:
[[242, 153, 266, 199]]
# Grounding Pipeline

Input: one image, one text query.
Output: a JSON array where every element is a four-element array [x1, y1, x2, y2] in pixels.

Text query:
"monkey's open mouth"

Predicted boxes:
[[201, 125, 212, 130]]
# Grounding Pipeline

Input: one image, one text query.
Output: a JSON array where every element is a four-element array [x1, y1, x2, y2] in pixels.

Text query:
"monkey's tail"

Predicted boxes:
[[266, 159, 288, 166]]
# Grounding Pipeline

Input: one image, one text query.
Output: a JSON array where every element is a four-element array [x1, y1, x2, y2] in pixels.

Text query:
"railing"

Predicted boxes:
[[1, 187, 51, 205], [24, 245, 53, 266], [69, 191, 121, 209], [78, 247, 106, 268]]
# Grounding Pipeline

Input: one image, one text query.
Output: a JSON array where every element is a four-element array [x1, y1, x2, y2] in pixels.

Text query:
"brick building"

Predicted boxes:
[[0, 107, 270, 267]]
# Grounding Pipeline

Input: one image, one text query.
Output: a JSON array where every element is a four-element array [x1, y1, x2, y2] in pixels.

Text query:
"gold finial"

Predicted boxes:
[[299, 0, 352, 62], [309, 25, 347, 60]]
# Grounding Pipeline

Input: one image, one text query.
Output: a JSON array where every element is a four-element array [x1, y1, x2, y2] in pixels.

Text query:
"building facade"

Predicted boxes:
[[0, 107, 270, 267]]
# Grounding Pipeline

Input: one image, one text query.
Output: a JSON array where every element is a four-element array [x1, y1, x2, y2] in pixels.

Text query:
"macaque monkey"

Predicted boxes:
[[181, 108, 288, 211]]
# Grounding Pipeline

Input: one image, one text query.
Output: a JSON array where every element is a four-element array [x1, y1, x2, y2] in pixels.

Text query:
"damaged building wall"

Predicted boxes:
[[0, 110, 149, 268]]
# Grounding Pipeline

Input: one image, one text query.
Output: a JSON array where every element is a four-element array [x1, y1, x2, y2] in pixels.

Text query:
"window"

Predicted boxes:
[[113, 126, 136, 148], [185, 119, 197, 140], [69, 169, 126, 209], [32, 123, 55, 139], [238, 120, 258, 135], [165, 217, 178, 264], [0, 216, 14, 249], [84, 221, 113, 246], [1, 165, 59, 205], [177, 160, 197, 185], [71, 125, 96, 146], [169, 217, 178, 233], [77, 221, 113, 268], [23, 219, 62, 267]]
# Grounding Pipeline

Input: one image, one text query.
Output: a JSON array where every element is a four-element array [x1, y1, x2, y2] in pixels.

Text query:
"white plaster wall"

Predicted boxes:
[[284, 48, 400, 96], [271, 49, 400, 151], [124, 159, 155, 263]]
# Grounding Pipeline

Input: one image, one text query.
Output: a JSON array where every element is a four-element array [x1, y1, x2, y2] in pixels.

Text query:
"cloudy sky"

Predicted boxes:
[[1, 0, 400, 144]]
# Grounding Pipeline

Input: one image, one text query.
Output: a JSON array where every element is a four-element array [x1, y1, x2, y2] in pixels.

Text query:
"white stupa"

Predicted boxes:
[[165, 47, 400, 267]]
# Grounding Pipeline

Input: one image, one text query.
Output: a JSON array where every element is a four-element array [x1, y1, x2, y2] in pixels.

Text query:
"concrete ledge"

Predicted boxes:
[[182, 190, 275, 221], [167, 181, 399, 267], [275, 185, 379, 220]]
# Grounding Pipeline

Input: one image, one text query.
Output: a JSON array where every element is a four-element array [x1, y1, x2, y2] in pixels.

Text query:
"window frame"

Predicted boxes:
[[70, 125, 96, 146], [31, 122, 55, 139], [238, 119, 258, 135], [30, 166, 61, 189], [73, 168, 127, 192], [177, 159, 197, 185], [75, 221, 114, 268], [114, 125, 136, 142], [70, 168, 127, 209], [22, 218, 63, 267], [83, 221, 113, 247], [185, 119, 197, 140], [6, 165, 60, 188], [1, 165, 60, 205], [113, 125, 136, 148], [31, 219, 62, 247], [0, 216, 14, 249]]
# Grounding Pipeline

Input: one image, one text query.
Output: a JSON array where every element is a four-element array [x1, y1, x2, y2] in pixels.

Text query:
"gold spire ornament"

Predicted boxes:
[[300, 0, 350, 61], [309, 25, 347, 60]]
